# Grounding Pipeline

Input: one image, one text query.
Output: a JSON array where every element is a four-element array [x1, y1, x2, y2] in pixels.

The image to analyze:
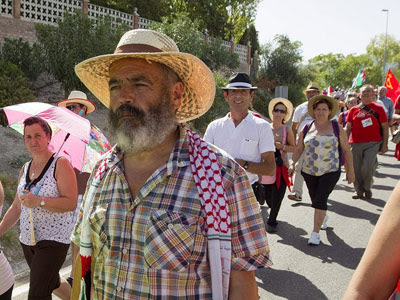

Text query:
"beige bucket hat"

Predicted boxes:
[[305, 82, 320, 92], [56, 91, 96, 114], [308, 95, 338, 119], [74, 29, 216, 122], [268, 98, 294, 123]]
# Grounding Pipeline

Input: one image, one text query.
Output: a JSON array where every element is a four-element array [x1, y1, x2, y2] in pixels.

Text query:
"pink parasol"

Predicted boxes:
[[2, 102, 110, 172]]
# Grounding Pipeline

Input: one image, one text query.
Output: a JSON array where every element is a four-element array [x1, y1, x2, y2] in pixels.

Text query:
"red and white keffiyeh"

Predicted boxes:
[[79, 127, 232, 299]]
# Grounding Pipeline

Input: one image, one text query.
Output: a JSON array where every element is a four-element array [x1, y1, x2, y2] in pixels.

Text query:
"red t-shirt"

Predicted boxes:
[[347, 103, 388, 143]]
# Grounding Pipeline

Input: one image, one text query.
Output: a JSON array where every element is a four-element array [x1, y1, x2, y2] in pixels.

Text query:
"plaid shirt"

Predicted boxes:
[[72, 127, 272, 299]]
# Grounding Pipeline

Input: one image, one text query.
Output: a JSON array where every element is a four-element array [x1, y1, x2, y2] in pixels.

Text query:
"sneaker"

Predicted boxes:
[[321, 215, 328, 230], [308, 232, 320, 245], [288, 193, 302, 202]]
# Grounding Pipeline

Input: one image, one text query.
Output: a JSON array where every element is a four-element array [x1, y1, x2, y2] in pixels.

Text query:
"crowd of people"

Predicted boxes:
[[0, 28, 399, 299]]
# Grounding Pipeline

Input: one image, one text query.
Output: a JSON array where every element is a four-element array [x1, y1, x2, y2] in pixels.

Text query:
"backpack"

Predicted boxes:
[[302, 120, 344, 166]]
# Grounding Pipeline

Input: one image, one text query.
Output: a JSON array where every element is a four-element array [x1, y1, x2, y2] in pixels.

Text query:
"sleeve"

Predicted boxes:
[[227, 165, 273, 271], [347, 107, 355, 125], [377, 105, 388, 123], [395, 96, 400, 110], [292, 106, 301, 123], [203, 122, 215, 144], [388, 101, 394, 121], [70, 165, 97, 246], [258, 122, 275, 154]]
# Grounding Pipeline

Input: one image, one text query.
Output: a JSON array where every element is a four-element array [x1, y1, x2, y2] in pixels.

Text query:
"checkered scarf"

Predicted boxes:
[[79, 127, 232, 299]]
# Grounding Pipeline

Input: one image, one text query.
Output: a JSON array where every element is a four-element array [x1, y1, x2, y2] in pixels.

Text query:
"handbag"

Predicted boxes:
[[392, 130, 400, 144]]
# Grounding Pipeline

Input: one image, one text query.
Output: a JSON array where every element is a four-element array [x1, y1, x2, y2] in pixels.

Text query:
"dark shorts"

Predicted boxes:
[[21, 240, 69, 300], [301, 170, 341, 210]]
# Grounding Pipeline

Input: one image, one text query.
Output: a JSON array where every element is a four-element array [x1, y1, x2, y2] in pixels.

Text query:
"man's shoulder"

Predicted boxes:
[[207, 115, 230, 128], [203, 140, 244, 179], [293, 102, 308, 114]]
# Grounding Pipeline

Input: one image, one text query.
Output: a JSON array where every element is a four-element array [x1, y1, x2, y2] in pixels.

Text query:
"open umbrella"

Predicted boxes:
[[2, 102, 92, 244], [2, 102, 111, 172]]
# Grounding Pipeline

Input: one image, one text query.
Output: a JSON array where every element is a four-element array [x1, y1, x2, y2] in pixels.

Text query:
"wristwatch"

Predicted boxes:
[[40, 196, 45, 207], [243, 161, 249, 170]]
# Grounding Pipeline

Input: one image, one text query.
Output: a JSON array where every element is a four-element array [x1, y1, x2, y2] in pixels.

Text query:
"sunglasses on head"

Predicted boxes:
[[273, 109, 287, 114]]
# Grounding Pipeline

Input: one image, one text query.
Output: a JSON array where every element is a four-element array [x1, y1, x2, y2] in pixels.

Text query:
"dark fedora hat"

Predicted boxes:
[[222, 72, 257, 90]]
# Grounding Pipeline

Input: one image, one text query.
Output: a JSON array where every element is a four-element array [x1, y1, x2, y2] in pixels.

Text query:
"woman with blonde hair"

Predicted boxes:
[[262, 98, 295, 233]]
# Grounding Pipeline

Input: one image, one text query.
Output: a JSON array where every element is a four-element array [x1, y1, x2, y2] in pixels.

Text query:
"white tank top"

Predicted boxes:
[[18, 158, 74, 245], [0, 204, 15, 294]]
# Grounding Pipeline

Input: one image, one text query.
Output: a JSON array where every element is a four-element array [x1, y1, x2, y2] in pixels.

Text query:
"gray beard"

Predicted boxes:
[[109, 97, 178, 154]]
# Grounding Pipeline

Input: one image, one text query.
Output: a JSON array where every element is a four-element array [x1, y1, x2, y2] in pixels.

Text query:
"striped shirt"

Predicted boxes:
[[72, 127, 272, 299]]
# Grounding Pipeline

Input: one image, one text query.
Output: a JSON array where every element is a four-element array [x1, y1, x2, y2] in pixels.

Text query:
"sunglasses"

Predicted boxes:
[[66, 105, 79, 111], [273, 109, 287, 114]]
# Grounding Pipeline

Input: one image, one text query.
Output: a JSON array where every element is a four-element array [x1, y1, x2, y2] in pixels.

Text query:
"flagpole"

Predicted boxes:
[[382, 9, 389, 85]]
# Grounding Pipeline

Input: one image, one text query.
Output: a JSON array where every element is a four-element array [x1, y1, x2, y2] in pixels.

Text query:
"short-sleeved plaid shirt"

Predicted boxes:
[[72, 127, 272, 299]]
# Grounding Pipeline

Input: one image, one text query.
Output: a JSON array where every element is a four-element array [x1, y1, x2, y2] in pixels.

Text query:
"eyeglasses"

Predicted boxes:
[[273, 109, 287, 114], [66, 105, 78, 111]]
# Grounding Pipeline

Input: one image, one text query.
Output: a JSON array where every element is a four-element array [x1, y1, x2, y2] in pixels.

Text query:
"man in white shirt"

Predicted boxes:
[[288, 82, 320, 202], [204, 73, 276, 202]]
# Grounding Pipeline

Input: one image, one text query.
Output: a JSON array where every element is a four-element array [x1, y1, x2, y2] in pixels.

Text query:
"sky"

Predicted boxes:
[[255, 0, 400, 63]]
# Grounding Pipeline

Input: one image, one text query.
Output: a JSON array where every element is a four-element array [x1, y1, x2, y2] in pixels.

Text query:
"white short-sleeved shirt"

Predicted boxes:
[[204, 112, 275, 184], [292, 102, 314, 134]]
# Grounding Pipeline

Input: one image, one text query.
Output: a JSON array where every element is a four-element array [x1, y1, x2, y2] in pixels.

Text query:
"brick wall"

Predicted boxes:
[[0, 15, 37, 44]]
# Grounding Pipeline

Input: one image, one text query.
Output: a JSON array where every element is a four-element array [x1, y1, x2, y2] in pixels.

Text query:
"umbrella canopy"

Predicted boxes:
[[2, 102, 91, 171]]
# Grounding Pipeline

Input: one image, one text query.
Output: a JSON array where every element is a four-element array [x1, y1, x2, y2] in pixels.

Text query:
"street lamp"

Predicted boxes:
[[382, 9, 389, 85]]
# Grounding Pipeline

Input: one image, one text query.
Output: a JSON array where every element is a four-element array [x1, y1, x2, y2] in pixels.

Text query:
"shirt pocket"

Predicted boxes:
[[144, 210, 204, 272], [239, 138, 259, 160], [89, 206, 110, 265]]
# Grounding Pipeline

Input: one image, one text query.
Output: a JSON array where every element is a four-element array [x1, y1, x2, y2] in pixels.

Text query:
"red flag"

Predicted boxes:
[[384, 68, 400, 102]]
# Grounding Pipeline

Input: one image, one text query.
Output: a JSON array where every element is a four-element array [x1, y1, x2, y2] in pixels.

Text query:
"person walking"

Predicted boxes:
[[0, 180, 14, 300], [288, 82, 320, 202], [0, 117, 77, 300], [289, 95, 355, 245], [204, 72, 276, 205], [71, 29, 272, 300], [56, 90, 98, 288], [345, 85, 389, 199], [262, 98, 295, 233]]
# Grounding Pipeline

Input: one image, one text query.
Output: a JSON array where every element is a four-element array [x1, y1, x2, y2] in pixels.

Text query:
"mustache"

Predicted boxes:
[[109, 104, 145, 127], [114, 104, 145, 119]]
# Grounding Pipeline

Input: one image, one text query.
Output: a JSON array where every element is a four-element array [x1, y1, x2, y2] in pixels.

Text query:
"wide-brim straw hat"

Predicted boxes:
[[56, 91, 96, 114], [308, 95, 338, 119], [268, 98, 293, 123], [74, 29, 215, 122]]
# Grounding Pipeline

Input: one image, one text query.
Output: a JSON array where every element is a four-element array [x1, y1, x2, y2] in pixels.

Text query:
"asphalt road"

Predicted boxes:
[[11, 144, 400, 299]]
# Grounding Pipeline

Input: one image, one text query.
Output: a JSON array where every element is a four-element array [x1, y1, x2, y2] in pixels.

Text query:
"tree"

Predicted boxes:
[[0, 38, 47, 81], [35, 11, 129, 95], [258, 34, 309, 106], [90, 0, 260, 43], [308, 53, 376, 89], [0, 61, 34, 108], [150, 13, 239, 72], [239, 23, 260, 56], [366, 34, 400, 84]]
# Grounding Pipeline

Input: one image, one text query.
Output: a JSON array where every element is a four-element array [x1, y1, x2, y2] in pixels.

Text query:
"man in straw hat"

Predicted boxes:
[[345, 84, 389, 200], [56, 91, 96, 288], [204, 72, 276, 206], [288, 82, 320, 202], [70, 29, 272, 300]]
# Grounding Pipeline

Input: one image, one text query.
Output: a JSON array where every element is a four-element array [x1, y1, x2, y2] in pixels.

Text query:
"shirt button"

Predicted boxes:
[[122, 248, 128, 254]]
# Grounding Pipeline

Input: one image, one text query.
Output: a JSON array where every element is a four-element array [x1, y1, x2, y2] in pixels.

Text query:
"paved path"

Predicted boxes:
[[256, 144, 400, 299], [11, 144, 400, 299]]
